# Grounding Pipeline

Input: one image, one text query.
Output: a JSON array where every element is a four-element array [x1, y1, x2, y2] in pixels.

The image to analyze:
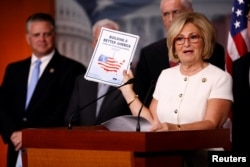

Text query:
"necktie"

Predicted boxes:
[[96, 83, 109, 117], [26, 60, 41, 109]]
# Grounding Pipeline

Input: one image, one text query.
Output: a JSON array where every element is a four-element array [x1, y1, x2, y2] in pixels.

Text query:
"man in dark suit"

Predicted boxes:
[[232, 4, 250, 152], [65, 19, 131, 127], [0, 13, 86, 167], [133, 0, 225, 106]]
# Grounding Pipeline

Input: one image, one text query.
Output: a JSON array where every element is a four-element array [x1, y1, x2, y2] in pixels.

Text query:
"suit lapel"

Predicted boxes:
[[27, 53, 60, 109], [19, 58, 31, 111], [79, 82, 98, 124]]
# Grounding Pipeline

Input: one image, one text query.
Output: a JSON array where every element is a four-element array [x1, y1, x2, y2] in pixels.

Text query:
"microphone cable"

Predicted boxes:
[[67, 78, 134, 129], [136, 81, 155, 132]]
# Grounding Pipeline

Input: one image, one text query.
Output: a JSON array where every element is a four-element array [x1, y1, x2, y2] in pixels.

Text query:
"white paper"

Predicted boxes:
[[84, 27, 140, 87], [101, 115, 152, 132]]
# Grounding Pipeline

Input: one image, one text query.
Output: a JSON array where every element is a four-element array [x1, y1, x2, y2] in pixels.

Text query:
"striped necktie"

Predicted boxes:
[[26, 60, 41, 109]]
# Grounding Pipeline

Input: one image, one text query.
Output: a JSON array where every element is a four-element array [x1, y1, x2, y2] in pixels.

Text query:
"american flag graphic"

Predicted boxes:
[[223, 0, 249, 129], [98, 54, 125, 73], [226, 0, 250, 74]]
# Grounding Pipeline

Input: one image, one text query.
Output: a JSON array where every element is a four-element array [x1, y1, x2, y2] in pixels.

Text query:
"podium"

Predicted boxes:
[[22, 127, 231, 167]]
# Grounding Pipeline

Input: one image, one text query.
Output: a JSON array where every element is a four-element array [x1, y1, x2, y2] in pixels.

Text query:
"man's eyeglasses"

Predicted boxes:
[[174, 34, 202, 45]]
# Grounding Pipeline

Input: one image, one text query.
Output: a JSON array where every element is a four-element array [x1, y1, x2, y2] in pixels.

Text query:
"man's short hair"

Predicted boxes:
[[92, 19, 120, 34], [26, 13, 55, 32]]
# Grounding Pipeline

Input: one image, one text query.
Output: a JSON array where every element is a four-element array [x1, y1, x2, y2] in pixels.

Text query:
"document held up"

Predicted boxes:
[[84, 27, 140, 87]]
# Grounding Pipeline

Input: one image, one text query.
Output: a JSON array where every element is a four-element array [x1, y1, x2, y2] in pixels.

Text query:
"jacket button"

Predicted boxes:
[[22, 117, 27, 122]]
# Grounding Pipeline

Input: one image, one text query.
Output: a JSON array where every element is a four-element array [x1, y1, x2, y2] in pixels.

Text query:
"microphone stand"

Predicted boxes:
[[136, 81, 155, 132], [67, 78, 134, 129]]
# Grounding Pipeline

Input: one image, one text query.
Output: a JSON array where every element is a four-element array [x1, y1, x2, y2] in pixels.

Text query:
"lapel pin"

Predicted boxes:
[[49, 68, 55, 73]]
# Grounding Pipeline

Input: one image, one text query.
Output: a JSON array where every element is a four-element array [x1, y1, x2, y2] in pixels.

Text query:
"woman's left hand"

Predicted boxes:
[[119, 69, 134, 92], [122, 69, 134, 84]]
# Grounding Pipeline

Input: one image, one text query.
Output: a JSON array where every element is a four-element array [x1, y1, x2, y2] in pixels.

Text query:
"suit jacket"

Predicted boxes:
[[65, 76, 131, 126], [0, 49, 85, 166], [133, 38, 225, 106], [232, 53, 250, 152]]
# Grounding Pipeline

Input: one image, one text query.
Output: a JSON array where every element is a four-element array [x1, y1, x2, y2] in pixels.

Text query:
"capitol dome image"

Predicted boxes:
[[55, 0, 93, 67]]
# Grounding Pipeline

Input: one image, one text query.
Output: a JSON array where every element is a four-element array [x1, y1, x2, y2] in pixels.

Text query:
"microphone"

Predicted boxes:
[[67, 78, 134, 129], [136, 81, 155, 132]]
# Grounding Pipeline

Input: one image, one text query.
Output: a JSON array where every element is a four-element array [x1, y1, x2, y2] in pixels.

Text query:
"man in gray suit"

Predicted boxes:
[[65, 19, 131, 127]]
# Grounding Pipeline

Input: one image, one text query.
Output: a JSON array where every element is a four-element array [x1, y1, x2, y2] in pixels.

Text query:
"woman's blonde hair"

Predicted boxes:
[[167, 12, 216, 63]]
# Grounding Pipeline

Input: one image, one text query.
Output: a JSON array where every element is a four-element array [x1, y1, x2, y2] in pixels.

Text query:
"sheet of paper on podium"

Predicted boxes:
[[101, 115, 152, 132], [84, 27, 140, 87]]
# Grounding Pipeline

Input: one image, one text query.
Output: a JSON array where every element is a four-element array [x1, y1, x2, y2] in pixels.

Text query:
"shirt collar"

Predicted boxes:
[[31, 50, 55, 64]]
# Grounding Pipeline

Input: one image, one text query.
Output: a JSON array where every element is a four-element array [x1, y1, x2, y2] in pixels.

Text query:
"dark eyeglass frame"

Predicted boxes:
[[174, 34, 202, 45]]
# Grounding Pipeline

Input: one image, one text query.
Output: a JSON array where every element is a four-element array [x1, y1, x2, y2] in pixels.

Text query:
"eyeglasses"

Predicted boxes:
[[174, 34, 202, 45]]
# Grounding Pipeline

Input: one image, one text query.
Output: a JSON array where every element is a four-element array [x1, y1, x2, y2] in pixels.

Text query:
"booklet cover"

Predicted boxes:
[[84, 27, 140, 87]]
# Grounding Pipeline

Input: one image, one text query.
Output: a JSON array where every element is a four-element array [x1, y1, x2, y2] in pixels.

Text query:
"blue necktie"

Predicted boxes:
[[26, 60, 41, 109]]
